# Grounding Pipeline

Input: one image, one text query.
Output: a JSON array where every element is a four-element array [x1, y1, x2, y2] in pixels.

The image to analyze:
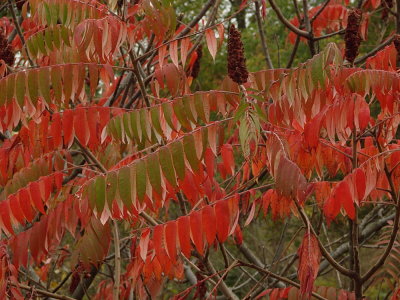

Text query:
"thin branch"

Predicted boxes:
[[267, 0, 311, 38]]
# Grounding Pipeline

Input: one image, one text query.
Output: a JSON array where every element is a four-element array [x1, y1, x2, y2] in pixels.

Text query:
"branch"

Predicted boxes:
[[267, 0, 311, 38], [361, 203, 400, 283], [176, 0, 216, 38], [16, 283, 76, 300], [112, 220, 121, 300], [292, 198, 355, 277], [7, 0, 34, 66], [310, 0, 331, 23], [128, 50, 150, 107], [255, 1, 273, 68], [354, 36, 394, 65], [238, 262, 328, 300]]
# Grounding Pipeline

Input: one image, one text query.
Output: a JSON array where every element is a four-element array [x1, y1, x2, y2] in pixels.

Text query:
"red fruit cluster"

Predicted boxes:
[[0, 29, 15, 66], [227, 24, 248, 85], [344, 9, 362, 64]]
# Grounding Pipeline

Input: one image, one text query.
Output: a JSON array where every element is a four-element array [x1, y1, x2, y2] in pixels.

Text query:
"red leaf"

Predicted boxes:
[[62, 109, 74, 148], [353, 168, 366, 203], [30, 181, 46, 214], [139, 229, 150, 262], [177, 216, 191, 258], [190, 211, 204, 255], [297, 232, 321, 298], [165, 221, 177, 263], [221, 144, 234, 176], [18, 189, 34, 222], [180, 38, 190, 67], [204, 148, 215, 179], [74, 108, 90, 146], [153, 225, 164, 260], [202, 205, 216, 246], [205, 29, 217, 61], [215, 200, 230, 243], [323, 196, 340, 223], [0, 201, 14, 234], [51, 113, 62, 149], [335, 181, 355, 220], [169, 40, 179, 68], [9, 195, 25, 225]]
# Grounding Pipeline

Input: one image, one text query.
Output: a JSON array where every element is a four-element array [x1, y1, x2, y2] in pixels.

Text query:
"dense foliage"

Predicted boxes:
[[1, 0, 400, 299]]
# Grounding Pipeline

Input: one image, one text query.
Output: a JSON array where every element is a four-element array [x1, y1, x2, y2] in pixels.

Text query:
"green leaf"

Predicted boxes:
[[38, 68, 51, 104], [36, 32, 47, 56], [122, 113, 133, 140], [6, 74, 15, 104], [234, 101, 249, 122], [195, 93, 208, 123], [15, 72, 26, 107], [311, 53, 324, 89], [44, 27, 54, 52], [26, 36, 38, 58], [139, 109, 151, 142], [60, 26, 71, 46], [118, 167, 132, 208], [173, 99, 191, 130], [183, 95, 197, 123], [183, 134, 199, 172], [146, 153, 162, 195], [129, 111, 142, 144], [158, 147, 177, 187], [150, 107, 164, 138], [27, 70, 39, 106], [106, 171, 118, 209], [52, 27, 61, 49], [136, 159, 147, 202], [95, 175, 106, 214], [162, 102, 176, 132], [51, 66, 63, 103], [170, 141, 185, 180], [0, 79, 6, 106]]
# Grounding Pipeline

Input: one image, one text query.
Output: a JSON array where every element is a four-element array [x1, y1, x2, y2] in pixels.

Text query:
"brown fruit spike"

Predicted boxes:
[[344, 9, 362, 64], [227, 24, 248, 85], [0, 29, 15, 66]]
